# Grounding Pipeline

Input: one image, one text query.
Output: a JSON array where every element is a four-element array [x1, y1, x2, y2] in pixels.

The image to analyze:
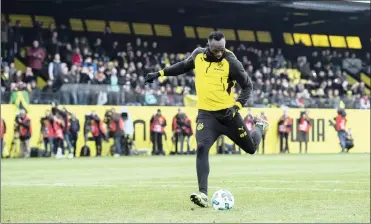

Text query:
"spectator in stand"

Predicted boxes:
[[72, 48, 83, 66], [48, 54, 62, 81], [1, 66, 11, 92], [29, 80, 41, 104], [27, 40, 45, 77], [360, 93, 370, 109], [11, 71, 27, 92], [46, 31, 61, 59], [23, 67, 36, 84]]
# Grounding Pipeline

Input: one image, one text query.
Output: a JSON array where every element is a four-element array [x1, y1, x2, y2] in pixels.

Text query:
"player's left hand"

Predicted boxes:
[[223, 105, 239, 120], [144, 72, 160, 84]]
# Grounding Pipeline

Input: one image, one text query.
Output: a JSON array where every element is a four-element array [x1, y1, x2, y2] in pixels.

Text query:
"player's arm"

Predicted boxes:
[[228, 56, 253, 110], [145, 48, 202, 83]]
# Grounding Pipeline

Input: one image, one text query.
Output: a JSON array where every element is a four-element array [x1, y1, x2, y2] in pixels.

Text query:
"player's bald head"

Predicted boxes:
[[207, 31, 226, 59]]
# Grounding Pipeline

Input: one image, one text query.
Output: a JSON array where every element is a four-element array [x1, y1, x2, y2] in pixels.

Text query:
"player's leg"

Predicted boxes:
[[190, 111, 222, 208], [224, 114, 268, 155]]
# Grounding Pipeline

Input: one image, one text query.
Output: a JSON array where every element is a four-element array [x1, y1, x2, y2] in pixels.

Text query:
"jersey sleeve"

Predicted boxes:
[[161, 48, 203, 77], [227, 53, 253, 109]]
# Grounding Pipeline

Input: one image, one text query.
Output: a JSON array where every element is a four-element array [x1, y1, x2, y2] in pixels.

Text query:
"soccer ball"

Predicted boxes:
[[211, 189, 234, 210]]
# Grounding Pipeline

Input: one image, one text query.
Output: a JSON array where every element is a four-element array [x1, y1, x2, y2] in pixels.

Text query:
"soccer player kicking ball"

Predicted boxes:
[[144, 31, 268, 208]]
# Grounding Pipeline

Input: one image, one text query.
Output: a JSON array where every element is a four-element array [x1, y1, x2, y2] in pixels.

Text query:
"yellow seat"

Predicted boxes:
[[184, 26, 196, 38], [256, 31, 272, 43], [132, 23, 153, 36], [237, 30, 255, 42], [69, 18, 84, 31], [109, 21, 131, 34], [9, 14, 33, 27], [85, 19, 105, 32], [196, 27, 214, 39], [34, 16, 55, 28], [154, 24, 172, 37]]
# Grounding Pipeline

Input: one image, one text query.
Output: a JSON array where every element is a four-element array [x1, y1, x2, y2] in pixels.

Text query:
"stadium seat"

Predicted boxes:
[[237, 30, 256, 42], [329, 35, 347, 48], [346, 36, 362, 49], [69, 18, 84, 31], [85, 19, 106, 32], [361, 73, 370, 87], [1, 14, 6, 23], [217, 29, 236, 41], [311, 34, 330, 47], [293, 33, 312, 46], [34, 16, 56, 28], [132, 23, 153, 36], [154, 24, 172, 37], [283, 33, 294, 45], [196, 27, 215, 39], [256, 31, 272, 43], [184, 26, 196, 38], [9, 14, 33, 27], [109, 21, 131, 34]]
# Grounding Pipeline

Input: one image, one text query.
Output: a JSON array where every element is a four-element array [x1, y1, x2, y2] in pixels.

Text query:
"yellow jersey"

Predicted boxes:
[[159, 47, 252, 111]]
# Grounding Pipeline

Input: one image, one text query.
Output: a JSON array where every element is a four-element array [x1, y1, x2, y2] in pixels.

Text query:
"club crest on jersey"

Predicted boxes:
[[197, 123, 204, 131]]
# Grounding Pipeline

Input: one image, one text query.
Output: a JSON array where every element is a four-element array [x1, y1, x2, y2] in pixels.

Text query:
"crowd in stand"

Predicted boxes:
[[1, 20, 370, 109]]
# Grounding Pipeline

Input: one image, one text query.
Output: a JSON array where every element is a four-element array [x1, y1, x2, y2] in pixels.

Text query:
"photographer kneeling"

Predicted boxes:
[[15, 110, 32, 158], [105, 109, 125, 157]]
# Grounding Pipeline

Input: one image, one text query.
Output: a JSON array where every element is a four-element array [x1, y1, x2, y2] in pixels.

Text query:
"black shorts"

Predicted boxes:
[[195, 109, 256, 154]]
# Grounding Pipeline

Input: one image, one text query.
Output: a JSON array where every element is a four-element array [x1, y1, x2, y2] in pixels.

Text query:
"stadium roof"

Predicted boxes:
[[207, 0, 370, 12]]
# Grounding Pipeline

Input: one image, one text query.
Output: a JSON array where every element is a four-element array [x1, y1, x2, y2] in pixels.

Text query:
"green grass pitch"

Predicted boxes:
[[1, 154, 370, 223]]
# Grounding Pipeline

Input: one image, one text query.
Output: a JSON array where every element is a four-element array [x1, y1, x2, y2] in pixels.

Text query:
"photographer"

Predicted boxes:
[[51, 103, 73, 158], [334, 108, 348, 153], [172, 109, 193, 155], [259, 112, 268, 154], [40, 110, 55, 157], [1, 117, 6, 158], [278, 109, 292, 153], [53, 114, 66, 158], [85, 111, 106, 156], [150, 109, 167, 156], [15, 110, 32, 158], [105, 109, 126, 157], [69, 113, 80, 156], [297, 110, 312, 153]]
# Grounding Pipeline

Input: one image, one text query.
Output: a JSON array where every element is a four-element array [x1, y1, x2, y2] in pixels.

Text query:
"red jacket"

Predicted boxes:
[[150, 115, 166, 133], [109, 115, 125, 137], [298, 118, 311, 133], [27, 47, 45, 70], [91, 120, 105, 137], [278, 116, 293, 133], [72, 53, 82, 65], [19, 116, 32, 140], [335, 115, 347, 131], [1, 119, 6, 139], [244, 115, 254, 131], [41, 117, 55, 138], [53, 119, 64, 139]]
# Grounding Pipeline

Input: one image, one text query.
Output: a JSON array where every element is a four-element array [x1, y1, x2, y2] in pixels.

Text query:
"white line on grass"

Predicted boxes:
[[2, 182, 369, 193]]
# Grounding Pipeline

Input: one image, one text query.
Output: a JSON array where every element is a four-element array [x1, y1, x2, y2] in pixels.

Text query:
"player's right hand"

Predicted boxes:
[[144, 72, 160, 84]]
